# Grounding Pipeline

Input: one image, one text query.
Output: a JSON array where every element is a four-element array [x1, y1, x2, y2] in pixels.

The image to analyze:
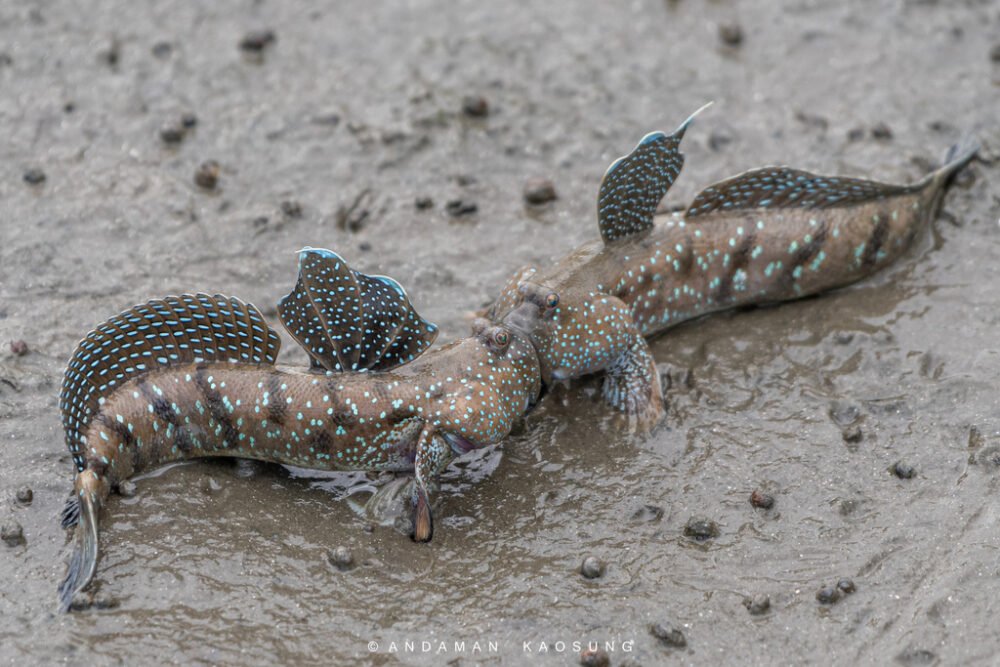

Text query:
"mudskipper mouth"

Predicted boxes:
[[502, 302, 543, 349]]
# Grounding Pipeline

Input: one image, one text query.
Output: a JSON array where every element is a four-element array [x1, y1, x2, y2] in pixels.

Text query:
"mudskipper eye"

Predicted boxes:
[[493, 329, 510, 349], [544, 292, 559, 308]]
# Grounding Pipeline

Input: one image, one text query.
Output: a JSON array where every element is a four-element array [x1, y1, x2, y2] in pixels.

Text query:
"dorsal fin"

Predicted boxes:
[[597, 102, 711, 244], [277, 247, 438, 372], [59, 294, 281, 472], [685, 166, 914, 218]]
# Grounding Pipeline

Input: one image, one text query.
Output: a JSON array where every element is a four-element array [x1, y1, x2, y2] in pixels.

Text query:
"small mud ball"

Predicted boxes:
[[750, 489, 774, 509], [816, 586, 842, 605], [684, 517, 720, 541], [745, 594, 771, 615], [1, 520, 24, 546], [579, 647, 610, 667], [15, 486, 32, 504], [524, 177, 558, 205], [580, 556, 606, 579], [650, 622, 687, 648], [837, 578, 857, 594], [117, 480, 137, 498], [328, 546, 355, 571], [194, 161, 220, 190]]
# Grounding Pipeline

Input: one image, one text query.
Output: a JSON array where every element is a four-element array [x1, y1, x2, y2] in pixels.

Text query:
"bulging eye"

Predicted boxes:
[[492, 329, 510, 349], [544, 292, 559, 308]]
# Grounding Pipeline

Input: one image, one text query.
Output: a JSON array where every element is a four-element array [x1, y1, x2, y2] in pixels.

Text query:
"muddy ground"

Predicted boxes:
[[2, 0, 1000, 665]]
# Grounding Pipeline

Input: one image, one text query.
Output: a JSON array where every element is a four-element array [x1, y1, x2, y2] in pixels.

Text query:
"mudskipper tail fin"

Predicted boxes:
[[919, 138, 980, 217], [57, 474, 101, 612]]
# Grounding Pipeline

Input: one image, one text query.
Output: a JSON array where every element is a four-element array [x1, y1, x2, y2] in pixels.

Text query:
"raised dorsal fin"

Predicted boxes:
[[685, 166, 914, 218], [597, 102, 711, 243], [277, 247, 438, 372], [59, 293, 281, 473]]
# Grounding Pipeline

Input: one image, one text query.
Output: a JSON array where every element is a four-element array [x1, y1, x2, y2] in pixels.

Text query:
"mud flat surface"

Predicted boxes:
[[2, 0, 999, 665]]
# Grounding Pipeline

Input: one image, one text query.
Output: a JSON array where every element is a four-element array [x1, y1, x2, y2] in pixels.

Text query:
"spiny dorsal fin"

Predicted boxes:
[[597, 102, 711, 244], [59, 294, 281, 472], [277, 247, 438, 373], [685, 166, 914, 218]]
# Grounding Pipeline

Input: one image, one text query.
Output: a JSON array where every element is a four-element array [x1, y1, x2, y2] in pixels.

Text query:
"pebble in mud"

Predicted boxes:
[[15, 486, 32, 504], [1, 521, 24, 546], [579, 647, 610, 667], [180, 112, 198, 128], [683, 517, 719, 541], [523, 177, 557, 205], [239, 29, 276, 52], [69, 592, 120, 611], [194, 161, 220, 189], [414, 196, 434, 210], [871, 122, 893, 140], [580, 556, 606, 579], [159, 123, 185, 144], [22, 168, 46, 185], [328, 546, 355, 571], [842, 424, 863, 444], [461, 95, 489, 117], [9, 340, 29, 356], [816, 585, 842, 605], [891, 461, 916, 479], [446, 199, 478, 217], [750, 489, 774, 510], [718, 22, 744, 47], [280, 199, 303, 218], [745, 594, 771, 615], [837, 578, 857, 594], [117, 480, 137, 497], [650, 622, 687, 648], [829, 401, 861, 427]]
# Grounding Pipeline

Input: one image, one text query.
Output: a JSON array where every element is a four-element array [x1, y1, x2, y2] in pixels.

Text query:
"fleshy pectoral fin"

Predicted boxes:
[[602, 333, 664, 432], [278, 247, 438, 372], [597, 102, 711, 244], [411, 424, 453, 543], [685, 167, 913, 218]]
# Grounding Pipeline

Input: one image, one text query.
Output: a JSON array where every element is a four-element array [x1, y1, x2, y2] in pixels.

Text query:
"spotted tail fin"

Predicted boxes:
[[597, 102, 711, 244], [277, 247, 438, 372]]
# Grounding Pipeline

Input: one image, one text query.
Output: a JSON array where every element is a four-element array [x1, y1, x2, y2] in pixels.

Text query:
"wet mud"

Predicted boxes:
[[1, 0, 999, 664]]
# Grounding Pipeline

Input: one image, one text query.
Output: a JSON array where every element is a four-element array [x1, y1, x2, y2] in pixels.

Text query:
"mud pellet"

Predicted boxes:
[[180, 112, 198, 128], [10, 340, 29, 356], [745, 594, 770, 615], [816, 586, 841, 604], [718, 23, 744, 47], [684, 517, 719, 541], [415, 196, 434, 210], [524, 177, 557, 205], [837, 578, 856, 594], [160, 123, 185, 144], [358, 241, 372, 252], [871, 123, 893, 140], [1, 520, 24, 546], [579, 647, 610, 667], [280, 200, 303, 218], [650, 622, 686, 648], [580, 556, 605, 579], [328, 546, 355, 571], [22, 168, 46, 185], [117, 480, 137, 497], [239, 30, 276, 52], [15, 486, 32, 504], [842, 424, 863, 443], [461, 95, 489, 117], [892, 461, 915, 479], [750, 490, 774, 509], [446, 199, 477, 217], [194, 161, 220, 189]]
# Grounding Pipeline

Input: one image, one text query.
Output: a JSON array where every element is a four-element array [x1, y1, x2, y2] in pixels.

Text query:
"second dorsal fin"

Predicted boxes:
[[597, 102, 711, 244], [685, 166, 914, 218], [277, 247, 438, 372]]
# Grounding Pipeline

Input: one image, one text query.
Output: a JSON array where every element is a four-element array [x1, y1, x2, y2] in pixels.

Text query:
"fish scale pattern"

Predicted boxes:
[[277, 247, 438, 373], [597, 131, 685, 243], [686, 167, 913, 217], [59, 294, 281, 472]]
